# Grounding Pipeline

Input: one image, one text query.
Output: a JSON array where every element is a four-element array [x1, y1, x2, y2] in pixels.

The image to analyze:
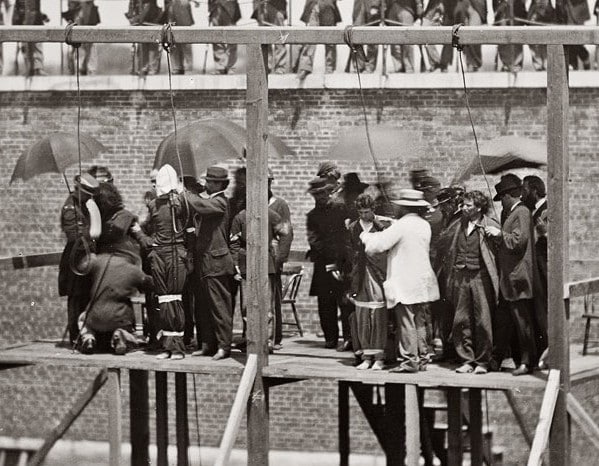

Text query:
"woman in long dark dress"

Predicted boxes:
[[132, 164, 189, 360]]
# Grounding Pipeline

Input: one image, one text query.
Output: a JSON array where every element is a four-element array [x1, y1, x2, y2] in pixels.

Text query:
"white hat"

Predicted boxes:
[[390, 188, 431, 207]]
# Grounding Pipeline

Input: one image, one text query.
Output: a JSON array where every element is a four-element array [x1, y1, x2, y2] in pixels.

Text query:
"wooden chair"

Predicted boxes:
[[582, 293, 598, 355], [281, 266, 304, 337]]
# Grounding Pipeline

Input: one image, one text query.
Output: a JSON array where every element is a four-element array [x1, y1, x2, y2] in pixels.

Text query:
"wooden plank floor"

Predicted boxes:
[[0, 336, 598, 390]]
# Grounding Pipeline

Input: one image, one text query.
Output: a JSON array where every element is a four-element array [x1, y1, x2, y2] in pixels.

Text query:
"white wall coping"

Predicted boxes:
[[0, 71, 598, 92]]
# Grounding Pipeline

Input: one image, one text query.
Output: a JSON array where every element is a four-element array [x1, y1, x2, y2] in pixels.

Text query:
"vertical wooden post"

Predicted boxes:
[[108, 369, 122, 466], [129, 370, 149, 466], [405, 384, 420, 466], [155, 372, 169, 466], [469, 389, 483, 466], [246, 43, 270, 466], [339, 381, 350, 466], [175, 372, 189, 466], [547, 44, 571, 466], [447, 388, 463, 466], [384, 384, 405, 466]]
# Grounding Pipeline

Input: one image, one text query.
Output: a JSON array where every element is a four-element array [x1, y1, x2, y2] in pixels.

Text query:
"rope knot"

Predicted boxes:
[[452, 23, 464, 52], [343, 25, 367, 65], [160, 23, 176, 54], [64, 23, 81, 49]]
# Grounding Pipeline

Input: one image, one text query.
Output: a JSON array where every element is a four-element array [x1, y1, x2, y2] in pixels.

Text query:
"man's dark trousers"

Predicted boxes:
[[194, 275, 233, 353]]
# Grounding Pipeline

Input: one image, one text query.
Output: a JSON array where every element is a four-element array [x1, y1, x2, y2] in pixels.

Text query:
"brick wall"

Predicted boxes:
[[1, 86, 599, 464]]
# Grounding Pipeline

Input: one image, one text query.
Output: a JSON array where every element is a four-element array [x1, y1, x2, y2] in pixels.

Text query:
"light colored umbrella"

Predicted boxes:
[[328, 126, 427, 161], [454, 136, 546, 183]]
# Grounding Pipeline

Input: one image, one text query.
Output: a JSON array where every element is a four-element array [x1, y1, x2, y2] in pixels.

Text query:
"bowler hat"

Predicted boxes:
[[204, 166, 229, 181], [493, 174, 522, 201], [316, 161, 340, 180], [307, 177, 329, 194], [75, 173, 99, 196], [390, 188, 431, 207], [342, 172, 369, 192]]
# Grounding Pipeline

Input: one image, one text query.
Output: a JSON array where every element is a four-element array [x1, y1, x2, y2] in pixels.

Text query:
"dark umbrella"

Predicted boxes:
[[453, 136, 546, 183], [328, 126, 427, 161], [10, 132, 106, 184], [154, 119, 295, 178]]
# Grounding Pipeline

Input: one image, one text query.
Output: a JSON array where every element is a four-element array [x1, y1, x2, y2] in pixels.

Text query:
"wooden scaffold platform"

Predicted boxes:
[[1, 23, 599, 466]]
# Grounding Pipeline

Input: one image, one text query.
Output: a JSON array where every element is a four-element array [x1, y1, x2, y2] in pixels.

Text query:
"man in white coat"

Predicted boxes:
[[360, 189, 440, 373]]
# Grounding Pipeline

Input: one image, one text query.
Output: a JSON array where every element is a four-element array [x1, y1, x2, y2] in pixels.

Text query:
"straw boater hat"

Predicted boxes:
[[390, 188, 431, 207], [307, 177, 329, 194]]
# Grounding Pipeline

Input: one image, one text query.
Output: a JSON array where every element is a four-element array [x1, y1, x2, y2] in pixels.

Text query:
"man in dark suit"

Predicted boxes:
[[485, 174, 539, 375], [527, 0, 555, 70], [252, 0, 288, 73], [386, 0, 424, 72], [59, 174, 100, 345], [557, 0, 591, 69], [297, 0, 342, 79], [63, 0, 101, 75], [493, 0, 527, 72], [453, 0, 486, 71], [188, 166, 235, 360], [306, 177, 353, 350], [209, 0, 241, 74], [13, 0, 49, 76]]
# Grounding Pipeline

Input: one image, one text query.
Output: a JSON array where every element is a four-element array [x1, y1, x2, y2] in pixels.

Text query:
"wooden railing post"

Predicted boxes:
[[547, 44, 571, 466]]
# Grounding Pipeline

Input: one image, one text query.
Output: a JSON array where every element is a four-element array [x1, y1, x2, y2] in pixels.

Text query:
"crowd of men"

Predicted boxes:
[[306, 164, 548, 375], [59, 163, 292, 360], [1, 0, 598, 76], [58, 158, 549, 376]]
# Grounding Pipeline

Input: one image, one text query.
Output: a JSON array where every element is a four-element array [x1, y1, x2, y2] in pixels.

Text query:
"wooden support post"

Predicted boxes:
[[108, 369, 122, 466], [155, 372, 169, 466], [246, 42, 270, 466], [566, 393, 599, 451], [129, 370, 149, 466], [528, 370, 561, 466], [339, 381, 350, 466], [384, 384, 405, 466], [405, 384, 420, 466], [175, 372, 189, 466], [469, 389, 483, 466], [28, 369, 108, 466], [447, 388, 463, 466], [504, 390, 533, 447], [547, 44, 571, 466]]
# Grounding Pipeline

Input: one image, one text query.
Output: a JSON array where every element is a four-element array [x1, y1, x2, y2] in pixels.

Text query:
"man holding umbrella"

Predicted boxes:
[[187, 166, 235, 360], [59, 173, 101, 345]]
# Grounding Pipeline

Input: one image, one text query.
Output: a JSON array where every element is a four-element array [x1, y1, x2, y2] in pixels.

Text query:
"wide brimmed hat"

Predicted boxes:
[[204, 166, 229, 181], [307, 176, 329, 194], [390, 188, 431, 207], [88, 165, 113, 183], [493, 174, 522, 201], [75, 173, 100, 196], [343, 172, 368, 192]]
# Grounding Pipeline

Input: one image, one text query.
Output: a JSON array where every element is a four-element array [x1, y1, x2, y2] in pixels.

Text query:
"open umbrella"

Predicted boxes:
[[453, 136, 546, 183], [10, 132, 106, 184], [328, 126, 428, 161], [154, 119, 295, 178]]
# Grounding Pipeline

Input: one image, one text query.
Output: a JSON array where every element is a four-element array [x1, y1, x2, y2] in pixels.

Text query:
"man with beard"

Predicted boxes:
[[485, 174, 540, 375], [306, 176, 353, 350]]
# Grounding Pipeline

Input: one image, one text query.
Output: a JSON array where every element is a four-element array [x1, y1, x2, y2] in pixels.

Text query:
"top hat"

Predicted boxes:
[[342, 172, 369, 192], [75, 173, 100, 196], [307, 177, 329, 194], [493, 174, 522, 201], [390, 188, 431, 207], [204, 166, 229, 181]]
